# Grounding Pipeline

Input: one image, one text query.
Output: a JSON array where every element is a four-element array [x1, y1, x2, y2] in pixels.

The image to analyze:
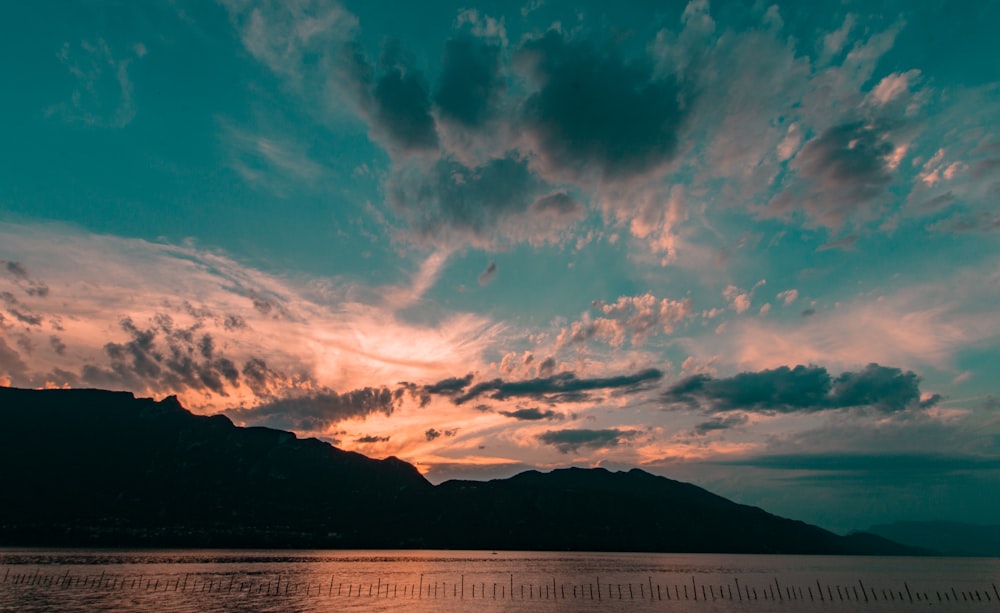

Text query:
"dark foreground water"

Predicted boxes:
[[1, 549, 998, 612]]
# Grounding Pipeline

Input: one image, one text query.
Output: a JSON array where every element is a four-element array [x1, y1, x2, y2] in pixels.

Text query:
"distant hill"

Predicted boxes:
[[0, 387, 923, 554], [866, 521, 1000, 557]]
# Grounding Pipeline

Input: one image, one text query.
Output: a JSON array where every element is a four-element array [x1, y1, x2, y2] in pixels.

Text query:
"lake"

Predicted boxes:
[[1, 549, 998, 612]]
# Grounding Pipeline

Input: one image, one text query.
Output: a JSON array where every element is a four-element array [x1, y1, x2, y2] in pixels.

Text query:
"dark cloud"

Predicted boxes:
[[537, 427, 638, 453], [664, 363, 934, 414], [0, 337, 28, 376], [455, 368, 662, 405], [342, 39, 438, 153], [248, 290, 281, 317], [692, 413, 748, 436], [423, 373, 473, 396], [223, 314, 247, 331], [49, 335, 67, 356], [227, 386, 399, 432], [770, 122, 894, 226], [829, 364, 934, 412], [477, 261, 497, 286], [1, 291, 44, 326], [373, 41, 438, 151], [801, 308, 816, 317], [15, 334, 34, 355], [434, 35, 504, 127], [3, 261, 49, 297], [4, 261, 28, 280], [389, 154, 540, 242], [241, 357, 281, 397], [181, 301, 214, 320], [80, 316, 245, 397], [425, 427, 458, 441], [929, 210, 1000, 234], [530, 191, 582, 216], [517, 29, 686, 182], [356, 434, 390, 444], [498, 407, 564, 421], [536, 356, 556, 377]]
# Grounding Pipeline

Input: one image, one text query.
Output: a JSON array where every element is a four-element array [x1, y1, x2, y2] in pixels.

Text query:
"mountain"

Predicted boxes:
[[0, 387, 430, 547], [0, 387, 922, 554], [866, 521, 1000, 557]]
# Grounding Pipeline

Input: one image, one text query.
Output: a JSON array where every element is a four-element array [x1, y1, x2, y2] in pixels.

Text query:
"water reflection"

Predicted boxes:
[[2, 549, 998, 612]]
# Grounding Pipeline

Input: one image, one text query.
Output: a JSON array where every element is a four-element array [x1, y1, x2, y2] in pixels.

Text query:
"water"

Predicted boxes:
[[1, 548, 998, 612]]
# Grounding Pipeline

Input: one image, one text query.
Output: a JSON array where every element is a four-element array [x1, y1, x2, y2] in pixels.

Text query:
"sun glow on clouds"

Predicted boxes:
[[0, 222, 497, 411]]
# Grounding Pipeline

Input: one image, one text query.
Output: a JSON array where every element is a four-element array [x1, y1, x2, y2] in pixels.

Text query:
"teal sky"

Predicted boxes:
[[2, 0, 999, 533]]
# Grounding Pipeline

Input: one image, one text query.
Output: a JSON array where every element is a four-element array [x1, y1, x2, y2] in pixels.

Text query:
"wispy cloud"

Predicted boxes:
[[46, 38, 141, 128]]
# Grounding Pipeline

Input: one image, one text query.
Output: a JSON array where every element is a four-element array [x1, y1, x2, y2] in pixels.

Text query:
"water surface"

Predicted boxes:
[[2, 549, 998, 612]]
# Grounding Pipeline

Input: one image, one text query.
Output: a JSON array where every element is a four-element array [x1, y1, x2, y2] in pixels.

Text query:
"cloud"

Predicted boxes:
[[2, 261, 49, 297], [388, 154, 584, 247], [78, 316, 243, 397], [517, 29, 686, 183], [425, 427, 458, 441], [4, 261, 28, 280], [434, 34, 504, 128], [226, 386, 400, 432], [498, 407, 564, 421], [816, 235, 858, 252], [769, 121, 895, 227], [369, 41, 439, 152], [722, 280, 764, 315], [664, 363, 935, 414], [356, 434, 390, 443], [338, 38, 439, 154], [220, 121, 328, 196], [46, 38, 141, 128], [221, 0, 357, 84], [537, 427, 639, 453], [477, 261, 497, 286], [1, 291, 44, 327], [776, 289, 798, 305], [0, 222, 499, 413], [49, 335, 67, 356], [0, 337, 28, 379], [929, 210, 1000, 234], [692, 413, 748, 436], [557, 293, 693, 348], [454, 368, 663, 405]]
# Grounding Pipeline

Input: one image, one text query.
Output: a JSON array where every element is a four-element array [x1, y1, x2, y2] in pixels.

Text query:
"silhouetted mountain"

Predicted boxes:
[[0, 387, 430, 547], [0, 387, 923, 554], [866, 521, 1000, 557]]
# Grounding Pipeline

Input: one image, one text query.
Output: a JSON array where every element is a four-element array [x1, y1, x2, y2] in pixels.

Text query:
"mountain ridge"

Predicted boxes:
[[0, 387, 924, 555]]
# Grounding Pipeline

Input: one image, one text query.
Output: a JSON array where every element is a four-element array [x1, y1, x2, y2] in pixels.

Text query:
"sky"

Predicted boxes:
[[1, 0, 999, 533]]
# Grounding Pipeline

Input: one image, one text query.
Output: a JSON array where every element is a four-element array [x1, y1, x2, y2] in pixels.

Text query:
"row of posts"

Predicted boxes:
[[3, 567, 999, 603]]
